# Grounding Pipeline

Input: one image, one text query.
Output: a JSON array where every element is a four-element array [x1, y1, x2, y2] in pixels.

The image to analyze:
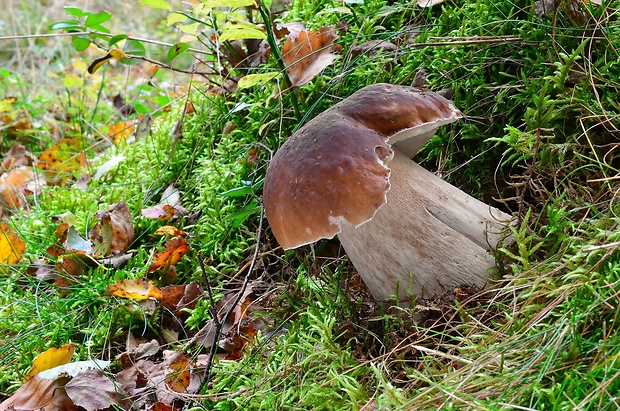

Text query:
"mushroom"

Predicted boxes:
[[263, 83, 512, 303]]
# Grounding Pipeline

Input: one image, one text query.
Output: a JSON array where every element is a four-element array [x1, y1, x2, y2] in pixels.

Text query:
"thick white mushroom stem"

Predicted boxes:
[[337, 150, 511, 303]]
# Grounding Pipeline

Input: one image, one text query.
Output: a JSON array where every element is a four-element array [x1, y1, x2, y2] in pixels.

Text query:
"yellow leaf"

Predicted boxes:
[[62, 73, 83, 88], [238, 72, 280, 89], [107, 278, 163, 301], [167, 12, 187, 26], [25, 344, 75, 380], [199, 0, 256, 9], [87, 49, 127, 74], [179, 23, 200, 35], [219, 26, 266, 42], [71, 59, 89, 72], [0, 97, 15, 113], [0, 221, 26, 265], [37, 138, 85, 175]]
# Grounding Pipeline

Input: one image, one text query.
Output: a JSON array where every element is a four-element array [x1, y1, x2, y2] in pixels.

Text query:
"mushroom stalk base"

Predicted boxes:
[[337, 151, 512, 303]]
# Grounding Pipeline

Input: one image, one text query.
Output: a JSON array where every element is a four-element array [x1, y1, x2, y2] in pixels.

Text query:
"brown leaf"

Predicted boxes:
[[1, 143, 35, 170], [148, 237, 190, 273], [217, 284, 264, 358], [350, 40, 397, 57], [115, 361, 152, 409], [274, 22, 306, 40], [64, 368, 121, 411], [0, 375, 77, 411], [0, 166, 46, 210], [89, 202, 135, 255], [162, 282, 203, 313], [281, 26, 340, 87], [113, 94, 136, 117], [141, 204, 177, 220], [246, 147, 260, 163], [151, 402, 180, 411], [26, 259, 57, 281]]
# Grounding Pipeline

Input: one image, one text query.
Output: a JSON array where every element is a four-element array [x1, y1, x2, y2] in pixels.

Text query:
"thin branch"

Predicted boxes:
[[199, 205, 265, 392], [0, 31, 212, 56]]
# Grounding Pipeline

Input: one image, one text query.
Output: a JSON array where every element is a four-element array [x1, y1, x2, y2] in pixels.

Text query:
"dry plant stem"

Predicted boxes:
[[338, 151, 512, 303], [199, 207, 265, 392], [0, 32, 212, 57], [257, 2, 302, 123]]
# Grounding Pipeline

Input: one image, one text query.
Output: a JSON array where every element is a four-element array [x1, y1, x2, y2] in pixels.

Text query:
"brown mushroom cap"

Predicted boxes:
[[263, 83, 462, 249]]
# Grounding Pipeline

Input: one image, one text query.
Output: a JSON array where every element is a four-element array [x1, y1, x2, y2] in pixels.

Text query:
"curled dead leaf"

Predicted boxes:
[[0, 166, 46, 210], [0, 375, 77, 411], [281, 26, 340, 87], [89, 202, 135, 255], [148, 237, 189, 273]]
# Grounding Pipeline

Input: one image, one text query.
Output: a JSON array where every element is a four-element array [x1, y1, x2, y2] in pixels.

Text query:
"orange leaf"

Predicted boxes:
[[0, 221, 26, 265], [25, 344, 75, 380], [0, 166, 46, 210], [147, 64, 160, 79], [108, 120, 137, 146], [107, 278, 163, 301], [281, 26, 340, 87], [148, 237, 189, 273]]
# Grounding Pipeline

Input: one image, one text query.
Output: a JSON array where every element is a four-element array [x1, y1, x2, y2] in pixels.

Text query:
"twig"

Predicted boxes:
[[0, 31, 212, 56], [198, 256, 221, 326], [199, 205, 265, 392], [583, 241, 620, 252]]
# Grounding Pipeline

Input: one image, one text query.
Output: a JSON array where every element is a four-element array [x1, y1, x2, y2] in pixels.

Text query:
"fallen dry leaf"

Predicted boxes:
[[89, 202, 135, 255], [1, 143, 35, 170], [0, 375, 77, 411], [64, 368, 121, 411], [148, 237, 190, 273], [37, 138, 86, 176], [350, 39, 397, 57], [0, 166, 46, 210], [281, 26, 340, 87], [38, 359, 111, 380], [1, 108, 33, 138], [153, 226, 188, 237], [216, 284, 264, 359], [25, 343, 75, 380], [161, 282, 203, 314], [165, 354, 192, 393], [141, 204, 177, 220], [107, 278, 163, 301], [0, 221, 26, 265], [151, 402, 179, 411]]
